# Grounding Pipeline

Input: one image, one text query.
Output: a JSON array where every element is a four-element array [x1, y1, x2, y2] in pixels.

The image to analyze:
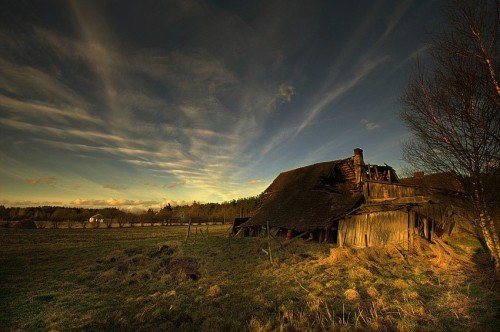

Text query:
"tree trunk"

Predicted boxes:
[[478, 210, 500, 270], [473, 180, 500, 274]]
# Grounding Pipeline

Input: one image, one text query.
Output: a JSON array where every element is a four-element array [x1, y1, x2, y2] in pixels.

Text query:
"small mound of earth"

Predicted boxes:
[[148, 244, 174, 258], [95, 244, 200, 285], [169, 257, 201, 281]]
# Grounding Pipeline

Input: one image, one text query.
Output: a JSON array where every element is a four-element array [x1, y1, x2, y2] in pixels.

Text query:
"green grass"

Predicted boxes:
[[0, 227, 498, 331]]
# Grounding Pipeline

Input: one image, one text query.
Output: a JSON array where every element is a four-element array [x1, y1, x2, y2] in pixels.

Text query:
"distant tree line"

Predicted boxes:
[[0, 196, 260, 225]]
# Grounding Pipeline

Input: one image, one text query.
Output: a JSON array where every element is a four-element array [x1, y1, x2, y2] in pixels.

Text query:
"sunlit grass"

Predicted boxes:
[[0, 227, 498, 330]]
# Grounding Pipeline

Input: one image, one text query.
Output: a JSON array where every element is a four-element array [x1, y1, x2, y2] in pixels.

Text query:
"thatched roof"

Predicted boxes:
[[399, 172, 464, 194], [240, 158, 363, 231]]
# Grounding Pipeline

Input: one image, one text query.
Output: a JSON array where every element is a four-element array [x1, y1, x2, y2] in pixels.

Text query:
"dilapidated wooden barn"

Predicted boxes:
[[238, 148, 465, 247]]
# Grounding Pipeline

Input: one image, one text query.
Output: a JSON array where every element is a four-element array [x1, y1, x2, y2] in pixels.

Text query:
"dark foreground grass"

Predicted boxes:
[[0, 226, 498, 331]]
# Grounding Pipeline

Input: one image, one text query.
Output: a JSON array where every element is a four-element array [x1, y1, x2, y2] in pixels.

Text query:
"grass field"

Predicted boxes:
[[0, 225, 498, 331]]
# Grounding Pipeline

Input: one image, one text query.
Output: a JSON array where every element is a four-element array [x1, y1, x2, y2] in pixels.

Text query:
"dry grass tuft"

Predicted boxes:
[[206, 285, 222, 298], [366, 286, 380, 299], [406, 290, 419, 300], [325, 247, 356, 264], [393, 278, 410, 290], [164, 290, 176, 298], [344, 289, 360, 301], [349, 266, 373, 280], [249, 317, 272, 332]]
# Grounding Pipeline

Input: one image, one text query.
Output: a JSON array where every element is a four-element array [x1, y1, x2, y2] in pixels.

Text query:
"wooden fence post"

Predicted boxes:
[[184, 218, 192, 243], [267, 220, 273, 264]]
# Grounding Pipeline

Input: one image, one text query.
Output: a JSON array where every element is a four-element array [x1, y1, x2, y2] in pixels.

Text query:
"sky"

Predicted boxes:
[[0, 0, 442, 210]]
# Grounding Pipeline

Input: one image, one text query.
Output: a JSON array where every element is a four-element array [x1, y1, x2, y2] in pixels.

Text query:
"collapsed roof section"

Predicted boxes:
[[240, 158, 364, 232]]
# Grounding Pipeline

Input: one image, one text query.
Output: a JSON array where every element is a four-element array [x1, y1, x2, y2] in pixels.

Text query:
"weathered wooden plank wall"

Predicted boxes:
[[338, 210, 413, 247], [414, 203, 446, 224], [408, 209, 415, 246], [365, 182, 419, 199]]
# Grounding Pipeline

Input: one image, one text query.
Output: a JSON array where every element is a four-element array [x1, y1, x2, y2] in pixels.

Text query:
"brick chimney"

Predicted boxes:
[[413, 171, 424, 179], [353, 148, 364, 184]]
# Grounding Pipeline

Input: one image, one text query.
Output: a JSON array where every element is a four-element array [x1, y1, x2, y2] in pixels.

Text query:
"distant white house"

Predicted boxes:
[[89, 214, 104, 223]]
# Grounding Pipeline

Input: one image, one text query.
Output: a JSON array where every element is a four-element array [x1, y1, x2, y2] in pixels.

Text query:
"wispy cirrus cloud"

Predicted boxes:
[[0, 0, 435, 206], [0, 94, 102, 126], [292, 0, 414, 137], [392, 44, 430, 72], [0, 118, 130, 145], [295, 55, 389, 136], [102, 184, 128, 190], [381, 0, 414, 40], [1, 0, 305, 202], [25, 176, 57, 186], [246, 179, 265, 186], [165, 181, 186, 189], [361, 119, 380, 131]]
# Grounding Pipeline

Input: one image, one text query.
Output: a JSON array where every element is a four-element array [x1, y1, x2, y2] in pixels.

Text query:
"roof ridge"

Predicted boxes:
[[278, 157, 353, 175]]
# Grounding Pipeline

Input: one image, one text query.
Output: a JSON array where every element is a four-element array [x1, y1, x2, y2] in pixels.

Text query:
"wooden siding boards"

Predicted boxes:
[[408, 210, 416, 246], [339, 210, 412, 247], [364, 181, 420, 199]]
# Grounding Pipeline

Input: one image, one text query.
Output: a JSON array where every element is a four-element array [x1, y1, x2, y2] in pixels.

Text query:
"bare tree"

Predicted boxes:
[[401, 0, 500, 271]]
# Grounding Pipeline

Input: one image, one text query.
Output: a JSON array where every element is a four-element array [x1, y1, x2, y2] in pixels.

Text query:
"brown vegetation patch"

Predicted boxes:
[[95, 244, 200, 285], [326, 237, 470, 272]]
